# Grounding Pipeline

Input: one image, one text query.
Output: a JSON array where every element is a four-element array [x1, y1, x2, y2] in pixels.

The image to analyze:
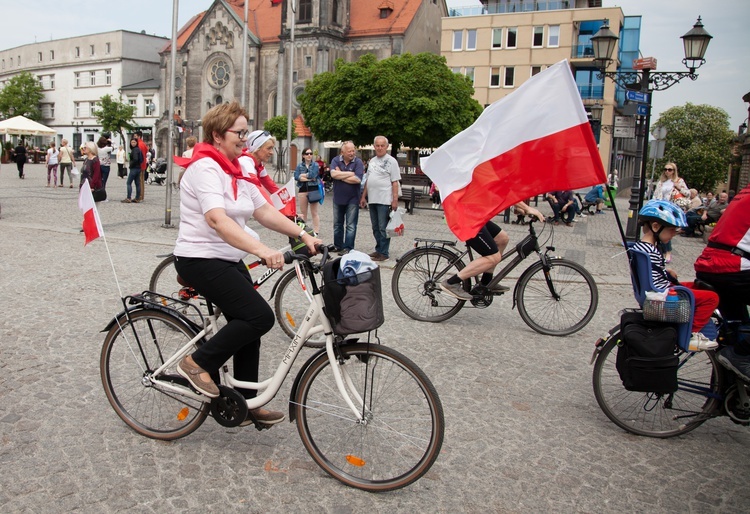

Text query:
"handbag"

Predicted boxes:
[[92, 188, 107, 202], [317, 181, 325, 205], [306, 181, 322, 203]]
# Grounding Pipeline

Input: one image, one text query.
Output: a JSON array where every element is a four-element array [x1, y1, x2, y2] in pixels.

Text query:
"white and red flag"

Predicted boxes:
[[422, 60, 606, 241], [269, 177, 297, 218], [78, 181, 104, 245]]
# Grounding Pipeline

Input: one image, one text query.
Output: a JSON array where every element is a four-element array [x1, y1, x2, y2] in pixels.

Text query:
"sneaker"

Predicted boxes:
[[579, 213, 587, 218], [121, 199, 131, 203], [371, 253, 388, 262], [439, 280, 473, 301], [687, 332, 719, 352], [368, 251, 379, 258], [240, 408, 285, 427], [177, 355, 220, 398], [717, 346, 750, 382], [489, 283, 510, 293], [329, 246, 341, 253]]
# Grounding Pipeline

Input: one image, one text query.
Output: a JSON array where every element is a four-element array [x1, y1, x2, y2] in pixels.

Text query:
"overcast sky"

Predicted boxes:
[[1, 0, 747, 131]]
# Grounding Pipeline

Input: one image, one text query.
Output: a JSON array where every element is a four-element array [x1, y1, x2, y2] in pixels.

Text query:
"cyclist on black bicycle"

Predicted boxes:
[[440, 201, 544, 300]]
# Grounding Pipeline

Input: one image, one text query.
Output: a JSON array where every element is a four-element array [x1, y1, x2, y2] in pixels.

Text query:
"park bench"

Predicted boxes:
[[399, 173, 433, 214]]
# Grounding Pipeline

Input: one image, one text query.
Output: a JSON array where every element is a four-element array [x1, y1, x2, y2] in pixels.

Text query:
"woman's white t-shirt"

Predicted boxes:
[[174, 157, 267, 262]]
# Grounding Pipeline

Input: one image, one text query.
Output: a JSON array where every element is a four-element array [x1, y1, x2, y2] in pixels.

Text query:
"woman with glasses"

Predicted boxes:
[[651, 162, 690, 263], [294, 147, 321, 235], [172, 102, 322, 426], [239, 130, 280, 196]]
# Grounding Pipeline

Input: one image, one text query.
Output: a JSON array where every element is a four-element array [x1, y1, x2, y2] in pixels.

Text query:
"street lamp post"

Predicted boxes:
[[591, 17, 712, 241], [285, 0, 298, 184]]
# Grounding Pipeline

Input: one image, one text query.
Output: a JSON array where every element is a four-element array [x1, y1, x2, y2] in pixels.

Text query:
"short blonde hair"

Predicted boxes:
[[84, 141, 97, 156], [201, 102, 248, 144]]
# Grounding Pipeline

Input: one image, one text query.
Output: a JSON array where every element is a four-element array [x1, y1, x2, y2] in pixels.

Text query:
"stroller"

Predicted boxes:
[[146, 158, 168, 185]]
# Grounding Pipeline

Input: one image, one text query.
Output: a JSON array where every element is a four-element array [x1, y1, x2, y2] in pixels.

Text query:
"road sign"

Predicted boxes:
[[626, 90, 649, 103], [633, 57, 657, 70], [637, 104, 649, 117], [614, 126, 635, 139]]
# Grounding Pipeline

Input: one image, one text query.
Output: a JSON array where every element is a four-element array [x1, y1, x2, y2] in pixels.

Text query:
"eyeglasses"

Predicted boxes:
[[664, 168, 674, 171], [227, 129, 250, 140], [303, 152, 313, 155], [250, 130, 270, 146]]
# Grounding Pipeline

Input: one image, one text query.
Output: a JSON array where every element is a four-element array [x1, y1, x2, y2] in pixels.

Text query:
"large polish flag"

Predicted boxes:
[[422, 60, 606, 241], [269, 177, 297, 218], [78, 181, 104, 245]]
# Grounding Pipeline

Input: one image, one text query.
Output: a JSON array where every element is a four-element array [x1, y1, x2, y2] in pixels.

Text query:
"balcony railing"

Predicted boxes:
[[577, 84, 604, 99], [449, 1, 572, 17]]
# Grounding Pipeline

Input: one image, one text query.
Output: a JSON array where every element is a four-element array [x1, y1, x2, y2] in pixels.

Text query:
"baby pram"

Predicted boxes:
[[146, 158, 168, 185]]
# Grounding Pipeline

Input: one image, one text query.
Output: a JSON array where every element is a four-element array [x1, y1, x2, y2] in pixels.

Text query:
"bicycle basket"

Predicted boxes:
[[643, 290, 691, 324], [320, 258, 384, 336]]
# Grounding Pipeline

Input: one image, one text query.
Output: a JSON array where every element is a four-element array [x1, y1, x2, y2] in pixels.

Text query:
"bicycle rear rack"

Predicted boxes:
[[125, 291, 205, 327]]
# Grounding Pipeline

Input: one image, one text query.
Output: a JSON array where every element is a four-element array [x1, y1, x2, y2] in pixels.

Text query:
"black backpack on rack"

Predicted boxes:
[[616, 311, 679, 394]]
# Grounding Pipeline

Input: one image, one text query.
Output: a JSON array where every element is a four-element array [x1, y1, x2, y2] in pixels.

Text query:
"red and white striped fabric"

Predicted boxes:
[[78, 181, 103, 245], [422, 60, 607, 241], [269, 177, 297, 218]]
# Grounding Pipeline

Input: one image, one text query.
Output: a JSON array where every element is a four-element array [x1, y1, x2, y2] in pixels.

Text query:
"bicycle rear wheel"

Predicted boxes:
[[100, 309, 209, 440], [274, 267, 325, 348], [149, 255, 204, 325], [294, 343, 444, 492], [515, 258, 598, 336], [392, 247, 468, 322], [592, 333, 722, 438]]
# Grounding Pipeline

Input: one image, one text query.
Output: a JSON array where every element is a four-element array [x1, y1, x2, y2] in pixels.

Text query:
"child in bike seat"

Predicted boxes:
[[634, 200, 719, 352]]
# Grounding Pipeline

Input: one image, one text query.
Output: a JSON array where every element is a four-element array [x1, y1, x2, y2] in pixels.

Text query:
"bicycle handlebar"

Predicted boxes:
[[283, 244, 331, 266]]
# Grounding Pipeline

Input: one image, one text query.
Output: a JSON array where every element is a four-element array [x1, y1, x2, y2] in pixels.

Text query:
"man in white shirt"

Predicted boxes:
[[359, 135, 401, 261]]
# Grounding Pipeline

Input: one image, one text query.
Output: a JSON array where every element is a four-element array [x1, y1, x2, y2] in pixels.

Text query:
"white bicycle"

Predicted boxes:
[[100, 246, 445, 492]]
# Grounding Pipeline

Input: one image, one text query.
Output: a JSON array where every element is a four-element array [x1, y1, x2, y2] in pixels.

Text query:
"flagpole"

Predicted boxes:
[[163, 0, 179, 228]]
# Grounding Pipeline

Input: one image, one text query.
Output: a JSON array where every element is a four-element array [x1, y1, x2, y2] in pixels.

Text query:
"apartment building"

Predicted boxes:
[[0, 31, 166, 151], [443, 0, 642, 182]]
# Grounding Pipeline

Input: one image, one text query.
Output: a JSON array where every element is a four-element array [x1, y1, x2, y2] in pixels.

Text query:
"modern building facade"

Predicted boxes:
[[443, 0, 642, 187], [0, 31, 166, 152], [157, 0, 448, 169]]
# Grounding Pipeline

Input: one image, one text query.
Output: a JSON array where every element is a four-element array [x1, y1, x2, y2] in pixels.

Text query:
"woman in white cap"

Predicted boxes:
[[238, 130, 279, 195]]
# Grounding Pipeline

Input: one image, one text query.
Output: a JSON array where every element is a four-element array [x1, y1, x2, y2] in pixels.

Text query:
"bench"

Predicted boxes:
[[399, 174, 433, 214]]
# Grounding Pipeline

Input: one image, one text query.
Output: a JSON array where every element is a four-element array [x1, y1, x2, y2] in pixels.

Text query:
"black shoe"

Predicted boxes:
[[337, 248, 350, 256], [329, 246, 341, 253], [240, 408, 285, 427]]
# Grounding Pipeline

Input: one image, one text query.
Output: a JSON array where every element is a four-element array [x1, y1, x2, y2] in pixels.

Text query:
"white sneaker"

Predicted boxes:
[[579, 213, 587, 218], [688, 332, 718, 352]]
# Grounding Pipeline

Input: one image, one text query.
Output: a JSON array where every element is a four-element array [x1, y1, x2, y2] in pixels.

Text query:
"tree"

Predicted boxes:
[[0, 72, 44, 121], [651, 103, 735, 193], [299, 53, 482, 152], [92, 95, 136, 148], [264, 115, 297, 173]]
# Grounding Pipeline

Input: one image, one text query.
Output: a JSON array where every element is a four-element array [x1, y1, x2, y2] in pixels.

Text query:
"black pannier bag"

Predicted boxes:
[[616, 311, 679, 394], [320, 257, 385, 336]]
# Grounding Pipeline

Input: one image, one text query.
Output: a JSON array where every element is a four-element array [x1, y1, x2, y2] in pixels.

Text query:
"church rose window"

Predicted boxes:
[[209, 59, 230, 88]]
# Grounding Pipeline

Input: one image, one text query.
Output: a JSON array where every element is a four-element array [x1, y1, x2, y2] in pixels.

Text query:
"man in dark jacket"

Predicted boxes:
[[13, 143, 27, 178]]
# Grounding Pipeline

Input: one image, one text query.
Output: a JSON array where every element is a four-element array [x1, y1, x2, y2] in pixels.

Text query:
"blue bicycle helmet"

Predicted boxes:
[[639, 199, 688, 228]]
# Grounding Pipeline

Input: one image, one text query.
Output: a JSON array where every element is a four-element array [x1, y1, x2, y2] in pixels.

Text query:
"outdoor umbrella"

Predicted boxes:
[[0, 115, 56, 136]]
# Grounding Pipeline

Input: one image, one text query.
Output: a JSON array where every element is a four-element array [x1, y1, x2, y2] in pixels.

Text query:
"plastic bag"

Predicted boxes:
[[71, 166, 80, 177], [386, 208, 405, 238]]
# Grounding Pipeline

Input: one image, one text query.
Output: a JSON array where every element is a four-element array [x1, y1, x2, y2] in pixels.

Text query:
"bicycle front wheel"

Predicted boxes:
[[294, 343, 444, 492], [515, 258, 598, 336], [100, 309, 209, 440], [274, 267, 325, 348], [392, 247, 468, 322], [592, 333, 722, 438]]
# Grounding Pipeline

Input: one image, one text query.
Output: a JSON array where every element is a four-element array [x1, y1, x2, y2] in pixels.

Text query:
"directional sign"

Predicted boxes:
[[637, 104, 649, 117], [626, 90, 649, 103]]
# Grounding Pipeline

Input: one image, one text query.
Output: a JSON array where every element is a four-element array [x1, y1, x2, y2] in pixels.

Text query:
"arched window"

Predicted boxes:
[[332, 0, 339, 25], [298, 0, 312, 22]]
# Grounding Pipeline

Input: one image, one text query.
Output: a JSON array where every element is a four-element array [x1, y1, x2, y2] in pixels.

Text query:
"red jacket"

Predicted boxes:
[[137, 139, 149, 171], [694, 184, 750, 274]]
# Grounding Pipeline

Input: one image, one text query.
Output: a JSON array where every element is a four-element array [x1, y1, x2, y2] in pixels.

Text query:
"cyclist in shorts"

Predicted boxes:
[[440, 201, 544, 300]]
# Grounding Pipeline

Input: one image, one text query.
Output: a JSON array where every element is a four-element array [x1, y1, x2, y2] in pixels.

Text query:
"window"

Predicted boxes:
[[548, 25, 560, 47], [504, 67, 515, 87], [292, 70, 298, 83], [41, 103, 55, 119], [105, 43, 111, 54], [90, 45, 95, 56], [49, 50, 54, 60], [452, 30, 463, 51], [466, 29, 477, 51], [128, 99, 137, 111], [532, 26, 544, 47], [305, 55, 312, 67], [38, 74, 55, 90], [208, 59, 231, 88], [75, 47, 80, 58], [1, 59, 4, 70], [298, 0, 312, 22], [9, 58, 13, 67], [105, 69, 111, 85], [17, 55, 20, 66], [74, 102, 88, 118], [531, 65, 542, 76], [145, 98, 156, 116], [38, 52, 43, 63], [90, 72, 96, 86], [492, 28, 503, 49], [465, 67, 475, 85], [75, 72, 83, 87], [451, 67, 461, 74], [506, 27, 517, 48], [332, 0, 339, 25], [490, 67, 501, 87]]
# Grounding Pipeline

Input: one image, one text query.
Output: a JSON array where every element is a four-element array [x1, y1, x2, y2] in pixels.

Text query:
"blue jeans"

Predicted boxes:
[[126, 167, 141, 199], [333, 202, 359, 250], [369, 203, 391, 257], [101, 165, 111, 188]]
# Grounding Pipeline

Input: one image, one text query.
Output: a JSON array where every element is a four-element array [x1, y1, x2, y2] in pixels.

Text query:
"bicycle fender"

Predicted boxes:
[[100, 305, 201, 334], [268, 269, 292, 300]]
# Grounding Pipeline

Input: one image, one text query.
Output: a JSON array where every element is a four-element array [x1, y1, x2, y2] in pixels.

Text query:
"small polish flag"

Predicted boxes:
[[78, 181, 104, 245], [269, 177, 297, 218], [422, 60, 606, 241]]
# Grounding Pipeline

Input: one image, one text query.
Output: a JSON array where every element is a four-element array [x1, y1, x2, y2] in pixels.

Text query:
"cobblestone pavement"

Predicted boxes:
[[1, 164, 748, 512]]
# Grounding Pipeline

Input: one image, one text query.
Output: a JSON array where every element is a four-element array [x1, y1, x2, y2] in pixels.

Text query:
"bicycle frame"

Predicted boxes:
[[125, 257, 367, 419]]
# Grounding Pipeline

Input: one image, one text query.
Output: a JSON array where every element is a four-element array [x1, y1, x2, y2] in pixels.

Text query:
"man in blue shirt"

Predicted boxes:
[[584, 184, 605, 214], [330, 141, 365, 255]]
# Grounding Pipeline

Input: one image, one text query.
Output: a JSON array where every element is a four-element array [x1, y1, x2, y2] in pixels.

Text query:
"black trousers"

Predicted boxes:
[[174, 256, 275, 398], [696, 270, 750, 353]]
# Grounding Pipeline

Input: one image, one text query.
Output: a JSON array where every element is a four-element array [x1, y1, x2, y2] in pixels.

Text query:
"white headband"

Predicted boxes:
[[246, 130, 272, 152]]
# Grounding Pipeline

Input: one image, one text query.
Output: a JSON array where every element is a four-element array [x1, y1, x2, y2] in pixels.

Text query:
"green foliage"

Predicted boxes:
[[93, 95, 136, 145], [264, 115, 297, 141], [299, 53, 482, 151], [0, 72, 44, 120], [651, 103, 734, 193]]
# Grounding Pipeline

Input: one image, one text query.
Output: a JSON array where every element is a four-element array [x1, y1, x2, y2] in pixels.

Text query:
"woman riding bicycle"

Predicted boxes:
[[439, 201, 544, 300], [173, 102, 321, 426]]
